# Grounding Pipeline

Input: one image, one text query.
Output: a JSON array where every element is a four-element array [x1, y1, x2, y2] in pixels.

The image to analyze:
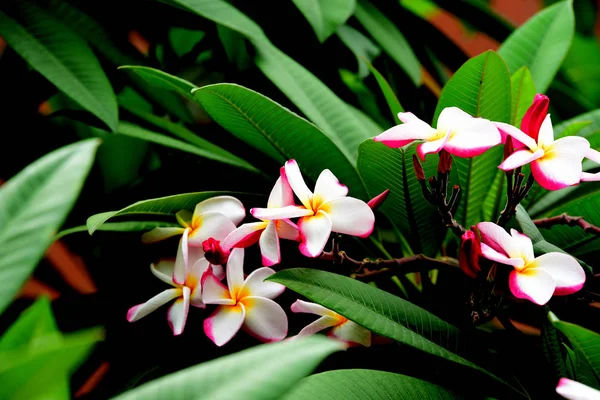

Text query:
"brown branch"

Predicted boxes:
[[533, 213, 600, 237]]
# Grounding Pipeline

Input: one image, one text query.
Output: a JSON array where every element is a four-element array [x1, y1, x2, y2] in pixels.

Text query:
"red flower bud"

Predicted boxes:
[[412, 154, 425, 181], [202, 238, 230, 265], [521, 94, 549, 141], [367, 189, 390, 210], [459, 229, 482, 279], [437, 150, 453, 174], [503, 135, 514, 161]]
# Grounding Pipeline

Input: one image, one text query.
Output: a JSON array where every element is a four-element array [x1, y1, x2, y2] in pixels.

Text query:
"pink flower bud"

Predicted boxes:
[[520, 94, 549, 141], [367, 189, 390, 210], [459, 229, 482, 279], [437, 150, 453, 174], [202, 238, 230, 265], [412, 154, 425, 181]]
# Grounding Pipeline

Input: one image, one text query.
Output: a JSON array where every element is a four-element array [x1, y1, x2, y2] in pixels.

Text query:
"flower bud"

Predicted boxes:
[[437, 150, 453, 174], [367, 189, 390, 210], [521, 94, 549, 141], [459, 228, 482, 279], [412, 154, 425, 181], [503, 135, 514, 161], [202, 238, 230, 265]]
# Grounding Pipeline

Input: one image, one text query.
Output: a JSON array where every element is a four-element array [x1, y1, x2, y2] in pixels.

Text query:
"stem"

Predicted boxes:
[[533, 214, 600, 237]]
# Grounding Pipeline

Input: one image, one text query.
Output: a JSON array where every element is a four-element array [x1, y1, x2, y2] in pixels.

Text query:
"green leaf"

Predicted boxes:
[[354, 0, 421, 86], [292, 0, 355, 43], [284, 369, 463, 399], [0, 2, 118, 131], [113, 336, 344, 400], [269, 269, 516, 395], [336, 24, 380, 79], [0, 298, 57, 352], [56, 221, 180, 240], [118, 66, 197, 101], [554, 109, 600, 139], [510, 67, 537, 126], [363, 59, 404, 122], [86, 191, 251, 234], [541, 313, 568, 379], [434, 50, 511, 228], [497, 0, 574, 92], [217, 25, 252, 70], [169, 27, 205, 58], [339, 69, 389, 128], [357, 140, 441, 255], [0, 139, 99, 314], [192, 83, 367, 199]]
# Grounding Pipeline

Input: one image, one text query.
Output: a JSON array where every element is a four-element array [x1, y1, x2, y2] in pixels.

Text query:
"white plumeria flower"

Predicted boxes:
[[556, 378, 600, 400], [222, 169, 299, 267], [127, 230, 224, 335], [477, 222, 585, 306], [291, 300, 371, 347], [251, 160, 375, 257], [373, 107, 501, 160], [202, 248, 288, 346]]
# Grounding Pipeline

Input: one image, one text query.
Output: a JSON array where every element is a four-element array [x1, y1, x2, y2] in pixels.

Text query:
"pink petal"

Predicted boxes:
[[321, 197, 375, 238], [537, 114, 554, 147], [127, 288, 182, 322], [373, 117, 436, 148], [285, 159, 314, 210], [552, 136, 591, 158], [193, 196, 245, 226], [493, 122, 537, 150], [444, 118, 501, 158], [141, 227, 185, 244], [275, 219, 300, 241], [250, 205, 313, 221], [498, 149, 544, 171], [298, 212, 332, 257], [531, 151, 584, 190], [259, 221, 280, 267], [296, 316, 339, 337], [222, 222, 267, 250], [150, 260, 176, 286], [477, 222, 522, 258], [509, 268, 555, 305], [556, 378, 600, 400], [241, 267, 285, 299], [267, 175, 295, 208], [480, 243, 525, 268], [534, 253, 585, 296], [201, 268, 234, 305], [520, 94, 549, 142], [509, 229, 535, 263], [314, 169, 349, 204], [416, 135, 449, 161], [168, 286, 190, 335], [241, 296, 288, 342], [204, 303, 246, 346], [291, 299, 333, 316], [329, 320, 371, 347], [188, 212, 237, 246], [436, 107, 473, 131], [581, 172, 600, 182], [173, 229, 189, 285], [226, 248, 245, 298]]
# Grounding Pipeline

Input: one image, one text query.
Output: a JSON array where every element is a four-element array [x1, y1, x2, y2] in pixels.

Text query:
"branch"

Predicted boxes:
[[533, 213, 600, 237]]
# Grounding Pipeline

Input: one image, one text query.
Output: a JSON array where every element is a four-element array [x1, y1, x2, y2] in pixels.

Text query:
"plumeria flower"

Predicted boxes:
[[477, 222, 585, 305], [251, 160, 375, 257], [222, 168, 299, 267], [556, 378, 600, 400], [290, 300, 371, 347], [127, 230, 224, 335], [202, 248, 288, 346], [373, 107, 501, 160], [496, 94, 593, 190]]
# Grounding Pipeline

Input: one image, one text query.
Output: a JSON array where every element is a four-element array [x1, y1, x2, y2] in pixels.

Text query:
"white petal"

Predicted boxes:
[[173, 229, 189, 285], [296, 316, 339, 337], [188, 258, 216, 307], [285, 159, 313, 210], [275, 219, 300, 241], [444, 118, 501, 158], [241, 267, 285, 299], [510, 229, 535, 264], [188, 245, 205, 268], [480, 243, 525, 268], [188, 212, 237, 246], [222, 221, 267, 250], [532, 150, 583, 190], [251, 205, 313, 220], [193, 196, 245, 226], [329, 320, 371, 347], [581, 172, 600, 182], [202, 267, 234, 305], [436, 107, 473, 131], [226, 248, 245, 298], [397, 111, 420, 124], [291, 299, 333, 316], [321, 197, 374, 238], [552, 136, 591, 158], [498, 149, 544, 171], [537, 114, 554, 147], [556, 378, 600, 400], [141, 227, 185, 244], [534, 253, 585, 296], [509, 268, 555, 305], [204, 304, 246, 346], [373, 119, 436, 148], [314, 169, 348, 204], [477, 222, 524, 260], [168, 286, 190, 335], [585, 148, 600, 164], [493, 122, 537, 150], [416, 135, 449, 160], [151, 260, 176, 286], [259, 221, 280, 267], [267, 175, 295, 208], [298, 212, 332, 257], [242, 296, 288, 342], [127, 288, 182, 322]]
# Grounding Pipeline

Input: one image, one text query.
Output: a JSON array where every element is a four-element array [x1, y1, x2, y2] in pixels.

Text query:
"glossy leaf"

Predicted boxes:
[[434, 51, 511, 228], [118, 66, 197, 101], [336, 24, 380, 79], [363, 59, 404, 122], [192, 83, 368, 199], [510, 67, 537, 126], [292, 0, 355, 43], [56, 221, 180, 240], [113, 336, 344, 400], [0, 139, 99, 314], [284, 369, 463, 399], [0, 2, 118, 131], [354, 0, 421, 85], [497, 0, 574, 92]]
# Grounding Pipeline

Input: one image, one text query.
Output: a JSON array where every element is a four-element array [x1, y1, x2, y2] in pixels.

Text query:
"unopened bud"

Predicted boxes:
[[412, 154, 425, 181], [437, 150, 453, 174], [202, 238, 230, 265], [367, 189, 390, 210], [503, 137, 514, 161], [459, 228, 482, 279]]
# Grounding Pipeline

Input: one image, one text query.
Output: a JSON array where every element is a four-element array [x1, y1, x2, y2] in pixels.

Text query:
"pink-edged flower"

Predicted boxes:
[[290, 300, 371, 347], [202, 248, 288, 346], [477, 222, 585, 306], [556, 378, 600, 400], [222, 169, 300, 267], [496, 95, 592, 190], [127, 230, 224, 335], [459, 228, 482, 279], [373, 107, 501, 160], [251, 160, 375, 258], [581, 147, 600, 183], [141, 196, 245, 246]]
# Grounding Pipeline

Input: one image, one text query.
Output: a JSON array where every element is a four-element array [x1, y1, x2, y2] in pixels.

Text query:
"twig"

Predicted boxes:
[[533, 213, 600, 237], [497, 172, 535, 226]]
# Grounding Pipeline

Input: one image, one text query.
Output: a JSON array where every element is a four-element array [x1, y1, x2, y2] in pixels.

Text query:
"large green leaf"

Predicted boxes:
[[269, 269, 517, 395], [118, 66, 197, 101], [56, 221, 180, 240], [497, 0, 574, 93], [354, 0, 421, 86], [336, 24, 380, 79], [0, 139, 99, 314], [0, 1, 118, 131], [284, 369, 462, 399], [292, 0, 355, 43], [192, 83, 368, 199], [554, 109, 600, 139], [434, 51, 511, 228], [113, 336, 344, 400], [0, 298, 57, 352], [357, 140, 441, 255]]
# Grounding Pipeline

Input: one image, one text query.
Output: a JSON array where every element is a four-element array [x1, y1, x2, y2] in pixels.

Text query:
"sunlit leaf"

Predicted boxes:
[[118, 66, 197, 101]]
